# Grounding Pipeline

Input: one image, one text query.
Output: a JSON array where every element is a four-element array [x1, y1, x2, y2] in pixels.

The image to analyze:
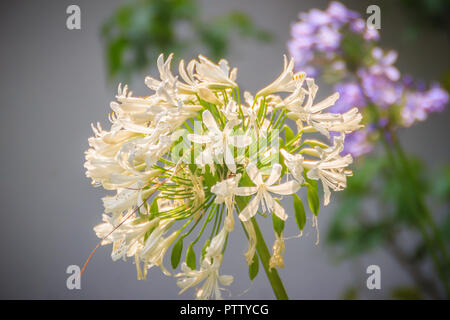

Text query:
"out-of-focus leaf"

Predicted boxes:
[[341, 286, 359, 300], [391, 286, 424, 300], [101, 0, 272, 81]]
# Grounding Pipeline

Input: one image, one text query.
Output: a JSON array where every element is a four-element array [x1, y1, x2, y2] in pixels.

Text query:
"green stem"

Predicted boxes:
[[251, 217, 289, 300]]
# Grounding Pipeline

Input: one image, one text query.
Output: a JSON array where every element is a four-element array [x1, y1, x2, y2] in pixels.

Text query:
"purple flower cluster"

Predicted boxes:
[[288, 1, 449, 157], [402, 86, 449, 127], [288, 2, 378, 76]]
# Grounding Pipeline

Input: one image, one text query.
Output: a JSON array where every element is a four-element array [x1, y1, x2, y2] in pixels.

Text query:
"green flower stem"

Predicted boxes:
[[250, 217, 289, 300], [235, 193, 289, 299]]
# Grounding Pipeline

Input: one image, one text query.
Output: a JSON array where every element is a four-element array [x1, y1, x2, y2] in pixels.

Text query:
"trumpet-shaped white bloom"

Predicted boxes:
[[176, 256, 233, 300], [235, 163, 301, 221], [195, 55, 238, 89], [256, 55, 306, 97], [280, 149, 304, 184], [285, 78, 363, 137], [304, 134, 353, 205], [188, 110, 251, 173], [211, 174, 241, 231]]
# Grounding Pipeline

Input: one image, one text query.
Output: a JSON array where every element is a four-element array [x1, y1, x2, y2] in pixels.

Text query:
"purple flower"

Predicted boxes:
[[350, 18, 365, 34], [299, 9, 331, 28], [402, 92, 428, 126], [370, 48, 400, 81], [316, 26, 342, 51], [329, 82, 366, 113], [327, 1, 359, 25], [364, 27, 380, 41], [425, 86, 449, 112], [359, 69, 403, 108], [401, 86, 448, 126]]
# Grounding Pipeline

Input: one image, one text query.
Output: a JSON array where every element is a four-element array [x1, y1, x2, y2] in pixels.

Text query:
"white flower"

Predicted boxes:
[[205, 227, 228, 259], [285, 78, 362, 137], [93, 214, 160, 262], [269, 232, 285, 270], [235, 163, 301, 221], [211, 174, 241, 231], [303, 134, 353, 205], [242, 220, 257, 265], [176, 255, 233, 300], [195, 55, 238, 89], [280, 149, 304, 184], [139, 229, 179, 277], [223, 100, 239, 121], [188, 110, 251, 173], [256, 55, 306, 97]]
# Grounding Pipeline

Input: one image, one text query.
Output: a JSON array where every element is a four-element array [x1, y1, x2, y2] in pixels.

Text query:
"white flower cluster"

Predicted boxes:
[[84, 54, 362, 299]]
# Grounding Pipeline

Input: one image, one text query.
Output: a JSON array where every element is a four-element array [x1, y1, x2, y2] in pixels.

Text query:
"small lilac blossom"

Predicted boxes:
[[370, 48, 400, 81], [327, 1, 359, 25], [329, 82, 366, 114], [425, 86, 449, 112], [359, 69, 403, 108]]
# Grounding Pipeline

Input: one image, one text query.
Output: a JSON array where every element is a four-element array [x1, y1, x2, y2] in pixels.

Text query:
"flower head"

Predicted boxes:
[[84, 53, 361, 299]]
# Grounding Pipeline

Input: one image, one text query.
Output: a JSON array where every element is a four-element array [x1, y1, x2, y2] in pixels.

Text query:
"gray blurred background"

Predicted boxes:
[[0, 0, 448, 299]]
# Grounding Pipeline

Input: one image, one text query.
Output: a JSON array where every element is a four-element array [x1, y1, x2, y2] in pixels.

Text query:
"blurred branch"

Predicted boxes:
[[101, 0, 272, 82]]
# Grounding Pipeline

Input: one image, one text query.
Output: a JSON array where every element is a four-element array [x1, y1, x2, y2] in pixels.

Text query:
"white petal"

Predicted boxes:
[[224, 146, 236, 173], [224, 119, 240, 133], [246, 162, 263, 186], [202, 110, 219, 133], [311, 92, 340, 113], [265, 164, 282, 186], [273, 199, 288, 220], [238, 194, 260, 221], [230, 135, 252, 148], [219, 275, 234, 286], [267, 180, 301, 195], [234, 186, 258, 196]]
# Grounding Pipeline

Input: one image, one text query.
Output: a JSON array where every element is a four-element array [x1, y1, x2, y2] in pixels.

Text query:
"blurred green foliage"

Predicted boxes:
[[101, 0, 272, 81], [399, 0, 450, 37], [327, 152, 450, 299]]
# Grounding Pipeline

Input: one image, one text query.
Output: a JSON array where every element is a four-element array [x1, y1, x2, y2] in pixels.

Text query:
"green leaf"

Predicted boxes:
[[186, 243, 196, 270], [170, 237, 183, 269], [272, 205, 285, 237], [293, 194, 306, 231], [305, 175, 320, 216], [249, 253, 259, 280], [150, 198, 159, 217], [283, 125, 295, 143]]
